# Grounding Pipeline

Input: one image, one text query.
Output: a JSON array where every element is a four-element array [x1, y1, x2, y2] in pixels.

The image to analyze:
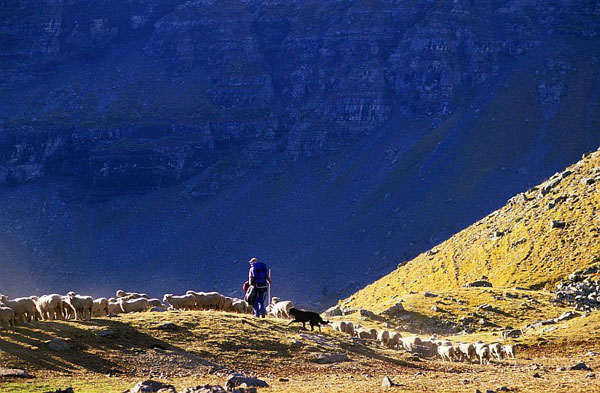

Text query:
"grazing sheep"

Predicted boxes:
[[61, 296, 76, 319], [163, 294, 196, 311], [231, 299, 249, 314], [107, 301, 123, 315], [437, 344, 455, 362], [474, 343, 491, 365], [344, 321, 355, 336], [119, 298, 149, 313], [389, 332, 402, 349], [332, 321, 347, 333], [221, 296, 234, 312], [148, 298, 163, 308], [0, 307, 15, 329], [35, 294, 63, 320], [356, 328, 373, 340], [420, 339, 438, 356], [368, 328, 377, 338], [116, 290, 148, 299], [503, 344, 516, 359], [0, 295, 38, 323], [92, 298, 109, 317], [377, 330, 390, 347], [64, 292, 93, 321], [271, 300, 294, 319], [452, 343, 463, 361], [401, 336, 422, 352], [489, 343, 503, 360], [186, 291, 224, 310], [458, 342, 477, 362]]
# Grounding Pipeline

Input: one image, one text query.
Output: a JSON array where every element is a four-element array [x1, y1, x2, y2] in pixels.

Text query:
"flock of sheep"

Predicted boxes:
[[0, 289, 256, 327], [0, 291, 516, 366], [331, 320, 516, 365]]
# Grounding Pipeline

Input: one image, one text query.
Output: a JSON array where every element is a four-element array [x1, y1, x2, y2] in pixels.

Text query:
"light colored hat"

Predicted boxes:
[[249, 257, 259, 264]]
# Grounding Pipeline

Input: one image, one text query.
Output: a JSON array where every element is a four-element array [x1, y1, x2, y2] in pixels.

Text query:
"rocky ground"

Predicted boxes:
[[1, 286, 599, 393]]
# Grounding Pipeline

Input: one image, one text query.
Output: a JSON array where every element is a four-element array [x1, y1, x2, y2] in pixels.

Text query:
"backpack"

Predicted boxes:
[[253, 262, 269, 288]]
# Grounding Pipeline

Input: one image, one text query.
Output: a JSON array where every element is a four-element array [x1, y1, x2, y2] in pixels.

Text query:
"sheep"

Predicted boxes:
[[356, 328, 373, 340], [64, 292, 93, 321], [474, 342, 491, 365], [92, 298, 109, 317], [35, 294, 63, 320], [344, 321, 355, 336], [503, 344, 516, 359], [116, 290, 148, 299], [0, 295, 38, 323], [419, 339, 438, 356], [377, 330, 390, 347], [221, 296, 234, 312], [119, 298, 149, 313], [270, 300, 294, 319], [452, 343, 463, 361], [331, 321, 347, 333], [186, 291, 224, 310], [61, 296, 76, 319], [458, 342, 477, 362], [389, 332, 402, 349], [489, 342, 503, 360], [0, 306, 15, 329], [437, 343, 455, 362], [163, 294, 196, 311], [368, 328, 377, 338], [401, 336, 422, 352], [107, 301, 123, 315], [231, 299, 249, 314], [148, 298, 163, 308]]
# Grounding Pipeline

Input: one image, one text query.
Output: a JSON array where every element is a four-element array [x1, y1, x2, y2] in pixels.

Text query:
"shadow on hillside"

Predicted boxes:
[[0, 317, 215, 375]]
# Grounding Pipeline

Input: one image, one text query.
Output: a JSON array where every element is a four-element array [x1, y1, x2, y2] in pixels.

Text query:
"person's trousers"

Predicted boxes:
[[253, 287, 267, 317]]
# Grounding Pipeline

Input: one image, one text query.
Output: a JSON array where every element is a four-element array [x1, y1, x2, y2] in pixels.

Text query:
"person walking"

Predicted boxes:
[[248, 257, 271, 318]]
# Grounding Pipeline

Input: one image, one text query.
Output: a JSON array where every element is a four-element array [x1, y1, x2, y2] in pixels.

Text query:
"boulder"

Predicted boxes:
[[181, 385, 226, 393], [43, 389, 74, 393], [424, 291, 438, 298], [381, 376, 395, 388], [127, 380, 176, 393], [464, 280, 493, 288], [47, 338, 70, 352], [225, 373, 268, 389], [571, 362, 593, 371], [550, 220, 566, 229], [310, 352, 349, 364], [555, 311, 580, 323], [322, 305, 342, 317], [0, 368, 34, 378], [501, 329, 522, 339], [381, 302, 405, 318]]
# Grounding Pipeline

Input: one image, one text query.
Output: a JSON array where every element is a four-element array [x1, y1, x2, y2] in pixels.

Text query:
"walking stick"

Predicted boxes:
[[268, 268, 272, 306]]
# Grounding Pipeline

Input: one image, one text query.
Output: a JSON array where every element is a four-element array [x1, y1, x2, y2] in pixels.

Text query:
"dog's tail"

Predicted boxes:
[[320, 317, 330, 325]]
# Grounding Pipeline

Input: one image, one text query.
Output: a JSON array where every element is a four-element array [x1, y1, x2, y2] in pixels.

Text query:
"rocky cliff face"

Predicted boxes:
[[1, 0, 599, 304]]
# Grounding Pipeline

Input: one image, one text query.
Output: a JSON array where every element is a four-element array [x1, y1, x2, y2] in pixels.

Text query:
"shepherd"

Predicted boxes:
[[247, 257, 271, 318]]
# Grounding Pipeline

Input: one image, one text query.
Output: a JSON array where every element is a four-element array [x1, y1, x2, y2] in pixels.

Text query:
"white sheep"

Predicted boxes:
[[356, 328, 373, 340], [116, 290, 149, 299], [35, 294, 63, 320], [458, 342, 476, 362], [344, 321, 355, 336], [148, 298, 163, 308], [437, 343, 455, 362], [231, 299, 249, 314], [474, 342, 491, 365], [0, 306, 15, 329], [92, 298, 109, 317], [270, 300, 294, 319], [119, 298, 149, 313], [502, 344, 516, 359], [163, 294, 196, 311], [389, 332, 402, 349], [0, 295, 38, 323], [377, 330, 390, 347], [401, 336, 422, 351], [221, 296, 234, 312], [331, 321, 347, 333], [186, 291, 223, 310], [489, 343, 503, 360], [61, 296, 76, 319], [64, 292, 93, 321], [107, 300, 124, 315]]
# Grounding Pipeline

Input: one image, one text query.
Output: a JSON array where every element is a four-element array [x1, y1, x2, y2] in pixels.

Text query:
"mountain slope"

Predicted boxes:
[[343, 147, 600, 312]]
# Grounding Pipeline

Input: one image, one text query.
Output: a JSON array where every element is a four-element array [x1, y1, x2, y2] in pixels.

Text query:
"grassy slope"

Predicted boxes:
[[343, 148, 600, 313]]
